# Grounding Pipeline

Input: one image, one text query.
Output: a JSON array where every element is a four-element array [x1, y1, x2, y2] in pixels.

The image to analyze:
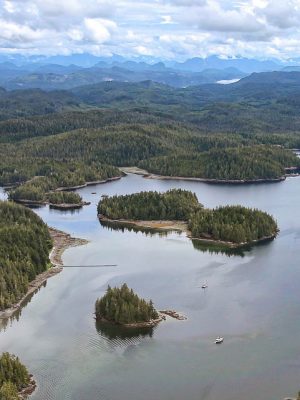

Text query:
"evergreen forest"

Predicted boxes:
[[1, 80, 300, 205], [95, 284, 159, 325], [98, 189, 201, 220], [0, 201, 52, 310], [189, 206, 278, 244], [0, 352, 30, 399], [98, 191, 278, 245]]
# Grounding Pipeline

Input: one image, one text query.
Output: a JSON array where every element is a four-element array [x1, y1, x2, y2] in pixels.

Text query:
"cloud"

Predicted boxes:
[[0, 0, 299, 60], [84, 18, 116, 43]]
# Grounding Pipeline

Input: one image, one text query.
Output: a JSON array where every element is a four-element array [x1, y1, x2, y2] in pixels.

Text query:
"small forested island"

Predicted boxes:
[[0, 352, 35, 399], [98, 190, 278, 247], [10, 183, 87, 209], [0, 201, 52, 311], [189, 205, 278, 244], [95, 284, 161, 327], [98, 189, 201, 220]]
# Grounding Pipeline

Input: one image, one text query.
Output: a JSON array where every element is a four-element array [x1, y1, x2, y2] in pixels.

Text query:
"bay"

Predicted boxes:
[[0, 174, 300, 400]]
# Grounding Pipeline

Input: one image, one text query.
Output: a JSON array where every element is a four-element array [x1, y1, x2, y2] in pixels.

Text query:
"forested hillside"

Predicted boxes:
[[0, 202, 52, 310], [0, 122, 298, 199], [4, 160, 120, 204], [0, 73, 300, 194], [2, 72, 300, 134], [0, 88, 81, 120], [140, 146, 298, 181]]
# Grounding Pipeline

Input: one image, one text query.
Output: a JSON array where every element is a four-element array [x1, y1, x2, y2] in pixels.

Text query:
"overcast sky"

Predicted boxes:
[[0, 0, 299, 60]]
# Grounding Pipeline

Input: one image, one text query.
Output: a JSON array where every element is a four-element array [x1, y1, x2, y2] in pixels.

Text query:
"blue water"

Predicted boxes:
[[0, 174, 300, 400]]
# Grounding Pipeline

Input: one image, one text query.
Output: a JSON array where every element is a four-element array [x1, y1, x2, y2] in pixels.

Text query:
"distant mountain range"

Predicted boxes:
[[0, 62, 247, 90], [0, 53, 299, 91], [167, 56, 281, 73]]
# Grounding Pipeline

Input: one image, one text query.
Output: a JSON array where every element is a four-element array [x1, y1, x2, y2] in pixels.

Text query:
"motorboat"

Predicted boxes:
[[201, 284, 208, 289], [215, 337, 224, 344]]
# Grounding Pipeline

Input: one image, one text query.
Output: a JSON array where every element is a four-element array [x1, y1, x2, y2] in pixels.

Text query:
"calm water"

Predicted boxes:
[[1, 174, 300, 400]]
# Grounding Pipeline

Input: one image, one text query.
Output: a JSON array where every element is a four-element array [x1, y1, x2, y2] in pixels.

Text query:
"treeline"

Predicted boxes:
[[189, 206, 278, 244], [139, 146, 299, 180], [0, 109, 174, 143], [95, 284, 159, 325], [0, 352, 30, 399], [0, 201, 52, 310], [98, 189, 201, 220], [48, 191, 82, 205], [0, 88, 80, 121]]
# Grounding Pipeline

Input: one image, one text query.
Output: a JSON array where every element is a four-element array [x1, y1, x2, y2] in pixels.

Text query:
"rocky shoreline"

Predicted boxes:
[[0, 228, 88, 320], [120, 167, 286, 184], [159, 310, 187, 320], [99, 214, 188, 232], [48, 227, 88, 266], [55, 175, 122, 191], [96, 315, 164, 328], [49, 201, 90, 210], [96, 310, 188, 328], [18, 375, 37, 399], [188, 232, 277, 248], [14, 198, 91, 210]]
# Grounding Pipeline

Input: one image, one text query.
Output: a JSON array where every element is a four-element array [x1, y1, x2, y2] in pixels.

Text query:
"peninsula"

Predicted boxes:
[[0, 201, 88, 319]]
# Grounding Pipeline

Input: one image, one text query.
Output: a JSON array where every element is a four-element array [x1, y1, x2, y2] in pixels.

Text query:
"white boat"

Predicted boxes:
[[201, 283, 208, 289], [215, 337, 224, 344]]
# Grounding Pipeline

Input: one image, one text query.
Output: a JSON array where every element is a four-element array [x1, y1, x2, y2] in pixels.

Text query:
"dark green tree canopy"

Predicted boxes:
[[95, 284, 159, 325], [0, 201, 52, 310], [189, 205, 278, 244], [0, 352, 30, 396], [98, 189, 201, 221]]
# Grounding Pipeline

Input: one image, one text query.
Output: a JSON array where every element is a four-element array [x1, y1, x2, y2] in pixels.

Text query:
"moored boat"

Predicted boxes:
[[215, 337, 224, 344]]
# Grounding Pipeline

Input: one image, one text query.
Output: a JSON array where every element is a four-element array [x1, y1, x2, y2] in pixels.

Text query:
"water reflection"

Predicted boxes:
[[26, 204, 46, 210], [99, 219, 171, 238], [95, 319, 154, 340], [100, 220, 275, 257], [191, 239, 247, 257], [0, 281, 47, 332], [49, 207, 82, 215], [192, 236, 275, 256], [1, 173, 299, 400]]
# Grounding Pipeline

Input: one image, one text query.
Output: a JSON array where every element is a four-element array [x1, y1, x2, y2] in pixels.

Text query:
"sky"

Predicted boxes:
[[0, 0, 299, 61]]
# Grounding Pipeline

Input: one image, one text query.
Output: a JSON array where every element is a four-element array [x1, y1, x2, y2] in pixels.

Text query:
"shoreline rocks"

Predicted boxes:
[[159, 310, 187, 320], [120, 166, 287, 184], [18, 375, 37, 399]]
